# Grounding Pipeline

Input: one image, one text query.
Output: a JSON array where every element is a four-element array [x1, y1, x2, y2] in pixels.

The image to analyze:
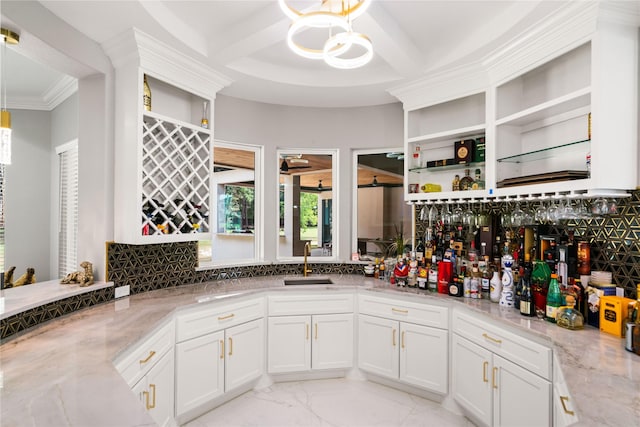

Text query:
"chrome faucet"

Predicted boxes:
[[303, 242, 312, 277]]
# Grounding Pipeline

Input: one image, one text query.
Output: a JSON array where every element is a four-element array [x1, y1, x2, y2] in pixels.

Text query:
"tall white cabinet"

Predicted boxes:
[[103, 28, 231, 244], [391, 2, 638, 201]]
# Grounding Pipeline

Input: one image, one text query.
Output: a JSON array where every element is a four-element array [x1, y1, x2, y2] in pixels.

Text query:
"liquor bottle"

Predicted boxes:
[[378, 261, 385, 281], [490, 269, 502, 303], [452, 174, 460, 191], [471, 168, 485, 190], [201, 101, 209, 129], [514, 265, 524, 310], [545, 274, 563, 323], [459, 168, 474, 191], [428, 255, 438, 292], [415, 238, 425, 263], [519, 263, 535, 317], [143, 74, 152, 111], [499, 255, 515, 307], [481, 256, 491, 299], [470, 265, 480, 299]]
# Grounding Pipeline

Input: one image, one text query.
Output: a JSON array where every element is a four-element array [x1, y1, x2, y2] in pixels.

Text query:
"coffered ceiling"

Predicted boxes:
[[2, 0, 571, 109]]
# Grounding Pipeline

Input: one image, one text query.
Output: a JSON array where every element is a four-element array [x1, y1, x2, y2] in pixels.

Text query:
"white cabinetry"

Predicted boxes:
[[357, 294, 448, 394], [404, 92, 487, 201], [104, 28, 230, 243], [267, 293, 354, 374], [451, 310, 552, 427], [114, 321, 176, 426], [174, 297, 265, 423], [553, 354, 579, 427]]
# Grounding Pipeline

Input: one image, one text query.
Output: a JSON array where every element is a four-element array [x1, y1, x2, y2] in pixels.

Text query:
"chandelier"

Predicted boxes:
[[278, 0, 373, 69], [0, 28, 19, 165]]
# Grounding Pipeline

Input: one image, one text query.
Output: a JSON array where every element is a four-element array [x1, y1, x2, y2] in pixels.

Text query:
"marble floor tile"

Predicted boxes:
[[185, 378, 472, 427]]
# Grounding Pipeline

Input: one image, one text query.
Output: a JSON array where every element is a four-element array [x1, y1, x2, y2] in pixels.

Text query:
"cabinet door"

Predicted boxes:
[[358, 314, 398, 379], [312, 313, 353, 370], [267, 315, 311, 373], [225, 318, 264, 391], [146, 350, 176, 427], [175, 330, 224, 418], [493, 355, 551, 427], [452, 334, 492, 427], [399, 322, 448, 394]]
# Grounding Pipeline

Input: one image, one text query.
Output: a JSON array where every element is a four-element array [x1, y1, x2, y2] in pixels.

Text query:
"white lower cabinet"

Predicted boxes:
[[268, 313, 353, 373], [358, 314, 448, 394], [452, 333, 551, 427], [131, 349, 175, 427], [175, 318, 264, 420]]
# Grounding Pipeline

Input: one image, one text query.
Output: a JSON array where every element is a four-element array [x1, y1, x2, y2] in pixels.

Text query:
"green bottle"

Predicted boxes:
[[545, 273, 563, 323]]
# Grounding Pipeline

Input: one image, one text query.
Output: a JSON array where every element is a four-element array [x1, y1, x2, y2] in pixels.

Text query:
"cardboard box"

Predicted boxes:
[[454, 139, 475, 164], [474, 137, 486, 162], [599, 295, 635, 337], [587, 283, 616, 328]]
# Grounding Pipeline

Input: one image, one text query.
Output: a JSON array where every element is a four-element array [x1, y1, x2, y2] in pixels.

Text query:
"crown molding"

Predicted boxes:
[[102, 27, 232, 99], [7, 75, 78, 111]]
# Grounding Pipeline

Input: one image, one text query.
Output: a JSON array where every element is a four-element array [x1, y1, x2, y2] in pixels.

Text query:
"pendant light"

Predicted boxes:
[[0, 28, 19, 165]]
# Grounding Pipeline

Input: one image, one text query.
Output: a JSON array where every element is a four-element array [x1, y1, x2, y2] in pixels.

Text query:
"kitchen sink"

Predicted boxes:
[[283, 278, 333, 285]]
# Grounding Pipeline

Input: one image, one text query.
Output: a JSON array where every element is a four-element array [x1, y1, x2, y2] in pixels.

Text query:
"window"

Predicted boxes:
[[198, 142, 261, 265], [57, 140, 79, 278]]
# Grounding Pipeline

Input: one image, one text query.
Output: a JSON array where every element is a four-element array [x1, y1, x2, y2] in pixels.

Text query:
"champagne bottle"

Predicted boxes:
[[143, 74, 152, 111], [545, 273, 563, 323], [520, 263, 535, 316]]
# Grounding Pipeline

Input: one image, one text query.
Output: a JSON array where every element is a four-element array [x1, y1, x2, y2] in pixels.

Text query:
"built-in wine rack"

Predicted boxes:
[[141, 113, 211, 236]]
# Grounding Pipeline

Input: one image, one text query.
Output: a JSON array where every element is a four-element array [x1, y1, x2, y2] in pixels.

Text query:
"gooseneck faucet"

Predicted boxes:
[[303, 242, 312, 277]]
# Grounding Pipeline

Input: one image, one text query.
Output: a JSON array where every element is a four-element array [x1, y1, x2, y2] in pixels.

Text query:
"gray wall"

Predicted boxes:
[[214, 95, 404, 262]]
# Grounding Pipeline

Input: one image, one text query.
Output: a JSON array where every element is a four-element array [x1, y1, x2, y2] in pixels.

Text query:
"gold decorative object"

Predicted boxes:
[[12, 268, 36, 287], [60, 261, 94, 287]]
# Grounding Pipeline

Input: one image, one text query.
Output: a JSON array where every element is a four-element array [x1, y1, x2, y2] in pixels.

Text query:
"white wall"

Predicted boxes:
[[5, 109, 52, 280], [214, 95, 404, 262]]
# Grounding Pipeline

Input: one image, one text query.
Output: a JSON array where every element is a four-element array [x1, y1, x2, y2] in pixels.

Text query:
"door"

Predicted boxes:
[[225, 318, 264, 391], [268, 315, 311, 373], [400, 322, 448, 394], [493, 355, 551, 427], [452, 334, 493, 427], [358, 314, 398, 379], [312, 313, 353, 370], [146, 350, 175, 427], [175, 330, 224, 417]]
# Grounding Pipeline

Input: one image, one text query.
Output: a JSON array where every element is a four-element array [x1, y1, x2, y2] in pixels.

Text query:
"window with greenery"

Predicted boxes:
[[219, 184, 255, 233]]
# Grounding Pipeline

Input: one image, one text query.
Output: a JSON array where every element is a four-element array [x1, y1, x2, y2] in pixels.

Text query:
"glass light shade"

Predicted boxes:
[[323, 31, 373, 69], [287, 12, 351, 60]]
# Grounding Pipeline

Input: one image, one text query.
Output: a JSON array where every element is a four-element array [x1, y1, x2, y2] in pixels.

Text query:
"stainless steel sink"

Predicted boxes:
[[283, 278, 333, 285]]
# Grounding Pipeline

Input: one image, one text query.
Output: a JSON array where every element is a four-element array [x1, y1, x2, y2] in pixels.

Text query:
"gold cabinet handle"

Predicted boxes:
[[392, 308, 408, 314], [315, 323, 318, 340], [560, 396, 575, 416], [148, 384, 156, 409], [228, 337, 233, 356], [401, 331, 405, 349], [218, 313, 235, 321], [142, 390, 151, 410], [139, 350, 156, 364], [220, 339, 224, 359], [483, 333, 502, 344], [483, 361, 489, 383], [306, 324, 309, 340], [492, 367, 498, 389], [392, 329, 396, 347]]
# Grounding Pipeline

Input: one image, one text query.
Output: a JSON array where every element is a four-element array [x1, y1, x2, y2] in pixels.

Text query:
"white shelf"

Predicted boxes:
[[407, 125, 486, 145], [496, 88, 590, 127]]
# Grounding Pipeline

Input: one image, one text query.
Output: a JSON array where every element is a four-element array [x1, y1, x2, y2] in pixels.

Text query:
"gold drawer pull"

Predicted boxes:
[[482, 361, 489, 383], [483, 333, 502, 344], [401, 331, 405, 349], [218, 313, 235, 321], [392, 308, 408, 314], [306, 324, 309, 340], [560, 396, 575, 416], [143, 390, 151, 410], [228, 337, 233, 356], [492, 367, 498, 389], [220, 339, 224, 359], [148, 384, 156, 409], [139, 350, 156, 364], [392, 329, 396, 346]]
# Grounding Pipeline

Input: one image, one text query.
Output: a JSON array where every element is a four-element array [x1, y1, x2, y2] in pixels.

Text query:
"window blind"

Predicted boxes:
[[57, 142, 78, 278]]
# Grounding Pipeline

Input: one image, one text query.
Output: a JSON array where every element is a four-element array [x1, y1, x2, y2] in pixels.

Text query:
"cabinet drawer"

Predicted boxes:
[[114, 320, 175, 387], [268, 293, 354, 316], [176, 297, 265, 342], [452, 309, 551, 380], [358, 293, 448, 329]]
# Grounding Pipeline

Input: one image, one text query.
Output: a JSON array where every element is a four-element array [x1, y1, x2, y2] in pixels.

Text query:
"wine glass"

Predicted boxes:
[[547, 199, 560, 223], [418, 204, 427, 222], [428, 203, 438, 228], [476, 200, 489, 227], [534, 200, 547, 224], [452, 203, 463, 225], [442, 202, 452, 226], [463, 202, 475, 228], [510, 201, 525, 227]]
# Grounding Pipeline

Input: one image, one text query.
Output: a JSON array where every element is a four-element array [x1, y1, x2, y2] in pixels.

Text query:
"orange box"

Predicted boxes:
[[599, 296, 635, 337]]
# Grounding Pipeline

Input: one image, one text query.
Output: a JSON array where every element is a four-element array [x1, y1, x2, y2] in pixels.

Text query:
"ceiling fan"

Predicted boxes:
[[280, 154, 311, 172]]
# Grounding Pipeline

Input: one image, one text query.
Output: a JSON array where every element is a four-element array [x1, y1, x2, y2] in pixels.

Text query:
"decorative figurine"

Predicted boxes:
[[61, 261, 94, 287], [394, 258, 409, 287], [12, 268, 36, 287], [499, 255, 515, 307], [3, 266, 16, 288]]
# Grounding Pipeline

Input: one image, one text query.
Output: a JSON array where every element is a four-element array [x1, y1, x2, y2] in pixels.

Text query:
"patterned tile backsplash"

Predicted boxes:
[[104, 191, 640, 299]]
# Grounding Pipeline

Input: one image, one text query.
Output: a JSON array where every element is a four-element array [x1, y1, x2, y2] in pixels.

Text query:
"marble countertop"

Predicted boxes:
[[1, 274, 638, 426]]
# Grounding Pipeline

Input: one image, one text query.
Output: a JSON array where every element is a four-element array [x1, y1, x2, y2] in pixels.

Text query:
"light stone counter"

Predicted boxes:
[[0, 274, 638, 426]]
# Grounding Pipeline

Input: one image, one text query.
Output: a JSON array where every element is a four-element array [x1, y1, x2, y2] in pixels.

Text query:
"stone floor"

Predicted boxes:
[[185, 378, 473, 427]]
